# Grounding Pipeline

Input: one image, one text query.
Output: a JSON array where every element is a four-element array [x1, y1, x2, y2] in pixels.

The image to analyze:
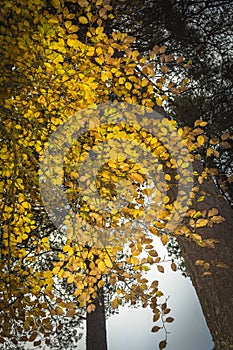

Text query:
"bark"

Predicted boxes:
[[86, 288, 107, 350], [177, 161, 233, 350]]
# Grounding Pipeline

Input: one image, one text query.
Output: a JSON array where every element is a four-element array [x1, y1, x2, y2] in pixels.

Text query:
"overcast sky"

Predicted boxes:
[[77, 238, 214, 350]]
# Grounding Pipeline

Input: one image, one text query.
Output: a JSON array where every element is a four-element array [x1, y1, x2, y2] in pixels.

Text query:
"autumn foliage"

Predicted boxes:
[[0, 0, 230, 349]]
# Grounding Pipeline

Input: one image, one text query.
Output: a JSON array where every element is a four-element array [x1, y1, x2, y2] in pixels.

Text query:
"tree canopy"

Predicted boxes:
[[0, 0, 231, 349]]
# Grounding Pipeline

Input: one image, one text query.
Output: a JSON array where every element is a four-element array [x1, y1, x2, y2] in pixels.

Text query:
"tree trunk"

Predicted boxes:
[[177, 161, 233, 349], [86, 287, 107, 350]]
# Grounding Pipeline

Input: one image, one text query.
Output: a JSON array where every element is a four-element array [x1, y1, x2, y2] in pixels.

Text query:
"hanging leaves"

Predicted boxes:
[[152, 325, 161, 332], [171, 261, 177, 272], [159, 340, 167, 349], [157, 265, 165, 273]]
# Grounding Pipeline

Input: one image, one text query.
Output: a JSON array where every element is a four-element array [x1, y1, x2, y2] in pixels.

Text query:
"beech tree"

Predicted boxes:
[[0, 0, 231, 349]]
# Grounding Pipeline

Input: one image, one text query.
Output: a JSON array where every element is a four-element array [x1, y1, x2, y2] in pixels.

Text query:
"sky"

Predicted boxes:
[[77, 238, 214, 350]]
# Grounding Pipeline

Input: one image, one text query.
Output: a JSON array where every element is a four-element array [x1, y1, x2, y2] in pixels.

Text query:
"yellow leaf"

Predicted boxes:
[[141, 265, 150, 271], [98, 280, 105, 288], [164, 174, 171, 181], [149, 226, 159, 235], [98, 261, 106, 273], [211, 215, 225, 224], [67, 38, 80, 49], [193, 211, 201, 218], [48, 18, 59, 24], [101, 71, 108, 82], [79, 16, 88, 24], [161, 234, 169, 246], [63, 245, 70, 252], [156, 97, 162, 106], [65, 21, 72, 29], [197, 195, 205, 202], [53, 266, 60, 274], [191, 233, 202, 241], [203, 271, 212, 277], [108, 160, 116, 168], [96, 46, 103, 56], [67, 275, 75, 283], [78, 0, 89, 7], [68, 25, 79, 33], [196, 218, 208, 228], [199, 121, 208, 127], [63, 271, 71, 278], [130, 256, 139, 265], [68, 247, 74, 256], [161, 94, 169, 101], [153, 312, 160, 322], [178, 128, 183, 137], [104, 255, 113, 268], [52, 0, 61, 9], [119, 77, 126, 84], [87, 46, 95, 56], [55, 306, 64, 315], [128, 173, 144, 184], [197, 135, 205, 146], [203, 262, 210, 270], [195, 260, 205, 266], [122, 272, 131, 278], [147, 256, 154, 264], [22, 201, 30, 209], [87, 304, 96, 313], [141, 79, 148, 87], [215, 262, 229, 268], [147, 84, 154, 94], [208, 208, 218, 217], [58, 269, 64, 278], [53, 53, 64, 64], [111, 299, 119, 309], [44, 270, 53, 278], [96, 26, 104, 35], [125, 82, 132, 90]]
